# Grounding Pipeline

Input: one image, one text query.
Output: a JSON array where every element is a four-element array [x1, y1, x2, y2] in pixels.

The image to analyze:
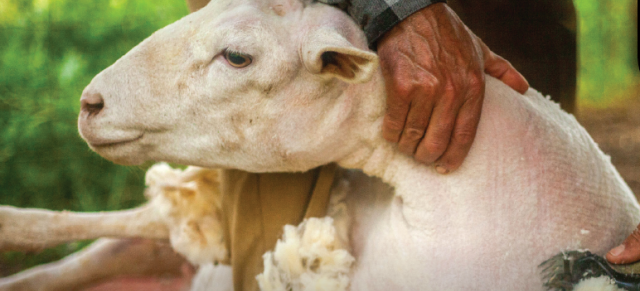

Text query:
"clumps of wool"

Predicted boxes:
[[257, 217, 354, 291]]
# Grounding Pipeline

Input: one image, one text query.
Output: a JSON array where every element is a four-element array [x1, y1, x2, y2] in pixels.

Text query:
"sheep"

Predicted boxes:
[[3, 0, 639, 289], [0, 162, 352, 291], [0, 164, 227, 290], [0, 238, 191, 291]]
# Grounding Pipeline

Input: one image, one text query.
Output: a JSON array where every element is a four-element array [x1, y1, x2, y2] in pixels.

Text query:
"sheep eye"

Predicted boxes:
[[224, 50, 252, 68]]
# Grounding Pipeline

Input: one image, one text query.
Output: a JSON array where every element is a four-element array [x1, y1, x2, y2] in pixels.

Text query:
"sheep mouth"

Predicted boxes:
[[89, 134, 144, 148]]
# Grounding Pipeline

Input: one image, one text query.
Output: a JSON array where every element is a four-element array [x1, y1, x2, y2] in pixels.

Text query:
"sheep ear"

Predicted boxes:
[[301, 28, 379, 83]]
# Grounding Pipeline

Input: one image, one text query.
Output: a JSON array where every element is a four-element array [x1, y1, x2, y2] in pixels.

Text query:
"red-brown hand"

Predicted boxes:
[[607, 223, 640, 264], [377, 3, 529, 173]]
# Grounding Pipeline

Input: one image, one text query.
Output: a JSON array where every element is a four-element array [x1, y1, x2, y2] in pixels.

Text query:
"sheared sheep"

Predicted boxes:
[[2, 0, 639, 289]]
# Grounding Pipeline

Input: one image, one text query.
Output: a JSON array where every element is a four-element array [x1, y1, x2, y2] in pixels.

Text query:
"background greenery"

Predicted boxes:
[[0, 0, 189, 275], [0, 0, 638, 276], [576, 0, 639, 107]]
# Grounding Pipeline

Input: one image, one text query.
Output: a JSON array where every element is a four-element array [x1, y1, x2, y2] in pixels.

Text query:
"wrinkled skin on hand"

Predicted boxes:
[[377, 3, 529, 174], [607, 224, 640, 264]]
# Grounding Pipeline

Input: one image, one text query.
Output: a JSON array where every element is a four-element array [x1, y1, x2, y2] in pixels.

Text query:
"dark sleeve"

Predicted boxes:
[[317, 0, 447, 49]]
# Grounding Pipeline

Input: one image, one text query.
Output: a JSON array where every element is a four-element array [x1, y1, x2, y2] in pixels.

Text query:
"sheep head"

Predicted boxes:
[[78, 0, 382, 172]]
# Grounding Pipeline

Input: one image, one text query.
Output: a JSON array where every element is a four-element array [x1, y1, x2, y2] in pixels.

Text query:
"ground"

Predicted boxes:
[[578, 94, 640, 201]]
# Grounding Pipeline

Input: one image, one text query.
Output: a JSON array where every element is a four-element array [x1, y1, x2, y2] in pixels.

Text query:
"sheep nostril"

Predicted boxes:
[[81, 92, 105, 116]]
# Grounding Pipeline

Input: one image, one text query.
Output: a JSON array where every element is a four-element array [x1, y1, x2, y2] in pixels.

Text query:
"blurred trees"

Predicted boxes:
[[0, 0, 188, 275], [0, 0, 189, 209], [0, 0, 638, 276], [574, 0, 639, 107]]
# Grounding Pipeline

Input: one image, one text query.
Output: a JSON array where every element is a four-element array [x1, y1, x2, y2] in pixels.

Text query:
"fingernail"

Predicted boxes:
[[435, 166, 449, 174], [610, 244, 625, 256]]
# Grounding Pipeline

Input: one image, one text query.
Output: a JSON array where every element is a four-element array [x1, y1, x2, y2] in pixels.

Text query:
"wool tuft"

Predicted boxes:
[[145, 163, 228, 265], [257, 217, 354, 291], [573, 276, 625, 291]]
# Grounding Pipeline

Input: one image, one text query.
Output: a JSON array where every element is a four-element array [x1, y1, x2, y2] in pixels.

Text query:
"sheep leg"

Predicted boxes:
[[0, 204, 168, 252], [0, 238, 190, 291]]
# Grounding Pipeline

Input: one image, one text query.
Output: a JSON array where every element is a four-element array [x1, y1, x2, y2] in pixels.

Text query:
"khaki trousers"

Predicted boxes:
[[220, 165, 337, 291]]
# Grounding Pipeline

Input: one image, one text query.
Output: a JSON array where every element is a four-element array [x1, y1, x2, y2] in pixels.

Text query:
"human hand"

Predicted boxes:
[[607, 224, 640, 264], [377, 3, 529, 174]]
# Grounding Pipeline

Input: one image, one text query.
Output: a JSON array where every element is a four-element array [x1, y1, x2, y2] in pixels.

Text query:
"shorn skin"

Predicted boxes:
[[76, 0, 640, 289]]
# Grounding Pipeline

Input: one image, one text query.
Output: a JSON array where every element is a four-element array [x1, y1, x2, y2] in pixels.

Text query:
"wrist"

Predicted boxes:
[[367, 0, 447, 50], [377, 2, 451, 51]]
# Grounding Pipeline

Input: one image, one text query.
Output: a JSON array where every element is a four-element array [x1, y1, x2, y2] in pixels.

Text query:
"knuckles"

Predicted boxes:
[[420, 139, 447, 158], [402, 127, 425, 142], [466, 72, 485, 95], [377, 7, 489, 170], [452, 129, 475, 147], [391, 82, 416, 102], [390, 71, 441, 103], [383, 117, 406, 133]]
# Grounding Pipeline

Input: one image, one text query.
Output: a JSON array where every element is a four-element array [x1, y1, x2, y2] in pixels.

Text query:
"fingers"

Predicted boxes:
[[376, 4, 504, 174], [381, 51, 413, 144], [483, 49, 529, 94], [433, 90, 483, 173], [396, 100, 432, 155], [396, 83, 437, 155], [382, 91, 411, 143], [607, 224, 640, 264], [414, 88, 461, 166]]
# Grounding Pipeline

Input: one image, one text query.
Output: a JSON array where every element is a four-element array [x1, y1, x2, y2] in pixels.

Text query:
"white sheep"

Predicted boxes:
[[0, 238, 190, 291], [0, 164, 228, 290], [2, 0, 639, 289]]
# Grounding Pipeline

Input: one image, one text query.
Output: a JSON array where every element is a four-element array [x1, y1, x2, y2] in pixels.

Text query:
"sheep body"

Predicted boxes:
[[70, 0, 640, 290], [334, 79, 640, 290]]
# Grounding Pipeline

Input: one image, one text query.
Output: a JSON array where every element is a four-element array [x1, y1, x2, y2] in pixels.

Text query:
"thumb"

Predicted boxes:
[[482, 47, 529, 94], [607, 224, 640, 264]]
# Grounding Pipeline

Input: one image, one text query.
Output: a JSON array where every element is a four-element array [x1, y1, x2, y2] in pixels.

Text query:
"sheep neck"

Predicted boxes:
[[336, 75, 440, 199], [338, 133, 439, 196]]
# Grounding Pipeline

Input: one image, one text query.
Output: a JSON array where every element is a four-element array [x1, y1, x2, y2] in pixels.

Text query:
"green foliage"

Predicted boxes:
[[0, 0, 188, 275], [574, 0, 639, 106]]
